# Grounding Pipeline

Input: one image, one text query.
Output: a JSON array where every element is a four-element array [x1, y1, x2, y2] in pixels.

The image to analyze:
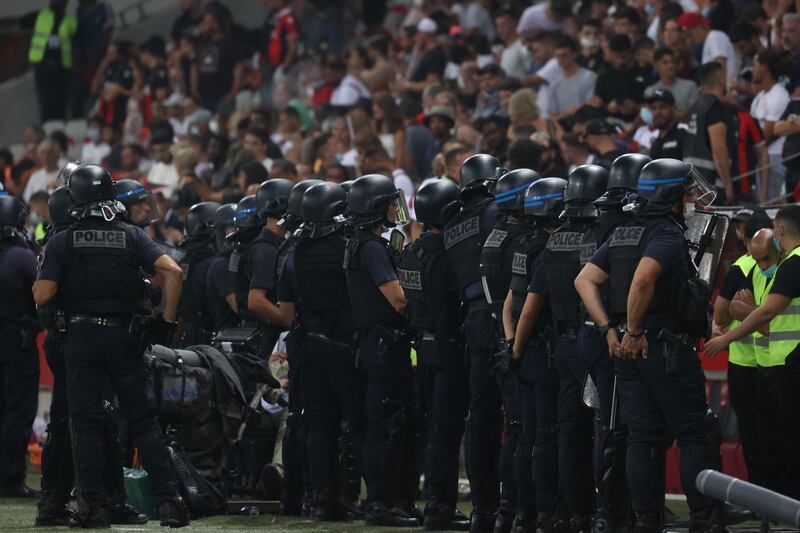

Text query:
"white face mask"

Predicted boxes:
[[684, 202, 696, 219], [580, 37, 599, 49]]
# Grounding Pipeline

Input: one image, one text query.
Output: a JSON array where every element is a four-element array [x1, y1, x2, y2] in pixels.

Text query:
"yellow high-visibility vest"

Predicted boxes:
[[728, 254, 757, 367], [752, 265, 776, 366], [764, 246, 800, 367], [28, 8, 77, 69]]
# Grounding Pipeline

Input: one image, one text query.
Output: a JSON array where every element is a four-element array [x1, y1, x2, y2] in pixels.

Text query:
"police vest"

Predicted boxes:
[[751, 265, 775, 366], [582, 210, 629, 265], [443, 194, 494, 298], [294, 232, 355, 336], [61, 220, 144, 315], [207, 252, 238, 332], [229, 229, 283, 322], [684, 92, 725, 185], [399, 231, 458, 333], [607, 217, 687, 330], [509, 232, 550, 329], [178, 238, 216, 345], [345, 229, 405, 330], [276, 236, 295, 280], [28, 8, 77, 69], [479, 218, 533, 318], [727, 254, 757, 368], [544, 220, 594, 329], [0, 241, 35, 317], [765, 247, 800, 367]]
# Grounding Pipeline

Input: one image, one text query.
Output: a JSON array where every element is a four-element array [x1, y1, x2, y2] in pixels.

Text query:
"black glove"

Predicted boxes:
[[147, 316, 177, 347], [489, 338, 518, 377]]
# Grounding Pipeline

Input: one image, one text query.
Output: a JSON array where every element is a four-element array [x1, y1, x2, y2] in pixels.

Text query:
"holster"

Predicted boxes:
[[656, 327, 690, 375]]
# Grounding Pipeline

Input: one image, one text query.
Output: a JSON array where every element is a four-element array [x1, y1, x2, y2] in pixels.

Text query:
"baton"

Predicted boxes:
[[609, 375, 619, 430]]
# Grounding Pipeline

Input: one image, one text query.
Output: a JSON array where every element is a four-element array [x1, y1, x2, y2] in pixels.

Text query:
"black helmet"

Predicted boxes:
[[256, 178, 293, 219], [637, 158, 716, 215], [460, 153, 502, 192], [302, 182, 347, 238], [57, 160, 87, 187], [67, 164, 114, 206], [340, 180, 354, 194], [213, 203, 237, 250], [523, 177, 567, 218], [281, 179, 323, 230], [347, 174, 410, 227], [595, 153, 652, 208], [562, 164, 608, 219], [0, 195, 26, 228], [48, 186, 74, 226], [495, 168, 541, 214], [414, 179, 460, 227], [233, 195, 261, 228], [115, 178, 159, 227], [186, 201, 221, 236]]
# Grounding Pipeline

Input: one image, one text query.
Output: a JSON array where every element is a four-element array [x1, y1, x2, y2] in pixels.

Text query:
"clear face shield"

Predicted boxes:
[[686, 167, 717, 208], [215, 224, 236, 251], [387, 191, 411, 227], [128, 195, 160, 227]]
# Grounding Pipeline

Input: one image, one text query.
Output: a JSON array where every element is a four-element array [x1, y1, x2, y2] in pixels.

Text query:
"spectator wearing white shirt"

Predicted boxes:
[[523, 32, 563, 118], [679, 12, 738, 78], [516, 0, 572, 40], [495, 8, 531, 80], [750, 49, 792, 201], [644, 48, 699, 115], [548, 36, 597, 119], [23, 140, 60, 202], [460, 0, 496, 41], [146, 128, 180, 197]]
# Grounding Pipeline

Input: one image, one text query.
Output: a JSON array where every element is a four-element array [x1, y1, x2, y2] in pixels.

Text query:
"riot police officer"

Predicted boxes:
[[115, 178, 159, 228], [0, 195, 39, 498], [481, 168, 541, 533], [205, 203, 239, 335], [575, 158, 723, 533], [397, 179, 468, 531], [33, 164, 189, 528], [343, 174, 418, 527], [579, 153, 651, 533], [177, 202, 220, 345], [508, 178, 566, 533], [442, 154, 502, 532], [279, 181, 363, 521], [542, 164, 608, 532]]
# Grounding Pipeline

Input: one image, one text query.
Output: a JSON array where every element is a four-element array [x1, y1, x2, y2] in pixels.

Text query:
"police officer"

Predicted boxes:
[[0, 195, 39, 498], [575, 158, 723, 532], [279, 181, 363, 521], [115, 178, 160, 228], [32, 164, 189, 528], [343, 174, 418, 527], [480, 168, 541, 533], [442, 154, 502, 532], [397, 179, 468, 531], [507, 177, 566, 533], [177, 202, 220, 345], [579, 153, 651, 533], [205, 203, 239, 335]]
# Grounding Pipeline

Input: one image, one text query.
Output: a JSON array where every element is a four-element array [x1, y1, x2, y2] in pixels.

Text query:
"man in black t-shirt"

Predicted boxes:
[[591, 35, 650, 122], [400, 18, 446, 98], [648, 89, 686, 160], [194, 3, 242, 112]]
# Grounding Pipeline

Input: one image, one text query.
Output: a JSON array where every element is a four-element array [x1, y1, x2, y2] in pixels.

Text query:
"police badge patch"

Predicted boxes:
[[483, 229, 508, 248]]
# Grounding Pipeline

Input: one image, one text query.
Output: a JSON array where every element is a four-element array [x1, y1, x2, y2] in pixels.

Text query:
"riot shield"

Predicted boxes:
[[684, 211, 729, 286]]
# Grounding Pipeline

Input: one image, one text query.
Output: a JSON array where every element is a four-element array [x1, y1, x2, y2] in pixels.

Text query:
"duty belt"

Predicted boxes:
[[307, 331, 354, 349], [69, 314, 129, 329]]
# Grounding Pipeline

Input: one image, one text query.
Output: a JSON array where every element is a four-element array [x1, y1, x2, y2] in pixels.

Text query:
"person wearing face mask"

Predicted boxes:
[[576, 158, 725, 533], [577, 18, 607, 73], [647, 89, 687, 160], [704, 205, 800, 499]]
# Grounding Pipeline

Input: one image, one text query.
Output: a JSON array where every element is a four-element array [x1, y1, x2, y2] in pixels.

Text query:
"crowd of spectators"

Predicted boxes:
[[7, 0, 800, 244]]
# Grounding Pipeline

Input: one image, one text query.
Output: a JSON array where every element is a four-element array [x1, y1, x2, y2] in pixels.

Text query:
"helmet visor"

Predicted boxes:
[[390, 191, 411, 227], [687, 167, 716, 208], [127, 195, 160, 227]]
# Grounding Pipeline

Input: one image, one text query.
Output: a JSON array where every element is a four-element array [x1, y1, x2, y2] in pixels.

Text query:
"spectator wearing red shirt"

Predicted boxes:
[[265, 0, 299, 71]]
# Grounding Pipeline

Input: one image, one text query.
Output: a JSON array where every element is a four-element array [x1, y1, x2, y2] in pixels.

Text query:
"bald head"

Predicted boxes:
[[751, 228, 781, 271]]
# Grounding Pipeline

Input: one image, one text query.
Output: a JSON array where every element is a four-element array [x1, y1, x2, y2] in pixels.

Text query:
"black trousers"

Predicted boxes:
[[358, 327, 418, 506], [615, 334, 714, 516], [416, 334, 468, 507], [0, 323, 39, 488], [64, 323, 178, 512], [760, 354, 800, 499], [303, 333, 364, 502], [463, 306, 502, 514], [727, 363, 762, 485], [554, 334, 595, 519], [282, 328, 308, 510], [34, 63, 71, 122]]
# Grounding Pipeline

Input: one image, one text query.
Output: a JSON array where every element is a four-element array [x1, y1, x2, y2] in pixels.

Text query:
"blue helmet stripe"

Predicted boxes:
[[115, 187, 147, 199], [495, 182, 532, 200], [638, 177, 686, 185]]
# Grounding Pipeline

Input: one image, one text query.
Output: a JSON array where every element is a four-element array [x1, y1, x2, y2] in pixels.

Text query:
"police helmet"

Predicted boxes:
[[114, 178, 159, 227], [212, 203, 237, 250], [637, 158, 716, 214], [340, 180, 354, 194], [49, 186, 74, 226], [301, 182, 348, 238], [256, 178, 294, 219], [460, 153, 502, 192], [57, 160, 87, 187], [281, 179, 323, 230], [595, 153, 652, 208], [186, 201, 221, 236], [233, 195, 261, 228], [495, 168, 541, 214], [0, 195, 26, 228], [414, 179, 461, 228], [523, 177, 567, 219], [66, 164, 115, 206], [562, 164, 608, 219], [347, 174, 410, 227]]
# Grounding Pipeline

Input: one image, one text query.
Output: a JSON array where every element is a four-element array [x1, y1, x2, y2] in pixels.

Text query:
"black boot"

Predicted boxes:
[[632, 511, 662, 533], [494, 500, 516, 533], [536, 512, 570, 533], [689, 505, 728, 533], [69, 507, 111, 529], [35, 505, 74, 527], [511, 510, 537, 533], [365, 502, 421, 527], [471, 510, 497, 533], [313, 489, 344, 522], [157, 499, 190, 528], [424, 501, 470, 531], [110, 503, 148, 525]]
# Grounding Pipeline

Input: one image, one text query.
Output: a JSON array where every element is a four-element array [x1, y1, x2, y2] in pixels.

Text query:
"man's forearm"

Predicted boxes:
[[725, 305, 776, 342], [161, 272, 183, 322], [626, 279, 655, 331], [502, 290, 514, 340], [249, 293, 285, 326], [729, 300, 756, 322], [575, 279, 610, 326], [712, 144, 732, 188]]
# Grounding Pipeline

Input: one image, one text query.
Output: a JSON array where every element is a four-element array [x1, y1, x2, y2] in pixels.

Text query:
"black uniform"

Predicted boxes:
[[443, 194, 500, 517], [37, 219, 181, 515], [399, 230, 467, 512], [683, 93, 731, 191], [345, 228, 416, 513], [0, 238, 39, 492], [205, 252, 237, 332], [178, 237, 216, 345], [591, 216, 717, 528]]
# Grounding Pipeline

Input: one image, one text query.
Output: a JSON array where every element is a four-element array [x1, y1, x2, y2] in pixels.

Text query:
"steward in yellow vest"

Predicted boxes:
[[28, 4, 77, 70]]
